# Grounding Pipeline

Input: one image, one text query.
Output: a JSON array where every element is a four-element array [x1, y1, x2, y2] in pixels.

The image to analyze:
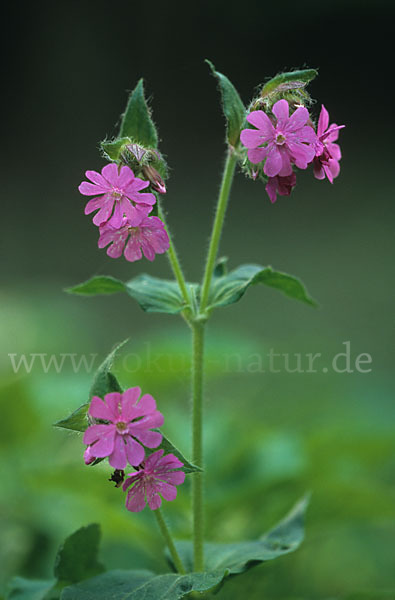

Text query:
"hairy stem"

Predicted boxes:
[[199, 151, 237, 313], [157, 200, 191, 309], [154, 508, 186, 574], [191, 320, 205, 571]]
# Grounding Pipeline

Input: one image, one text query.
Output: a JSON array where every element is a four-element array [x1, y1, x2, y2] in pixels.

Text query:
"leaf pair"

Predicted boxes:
[[67, 260, 316, 316], [6, 497, 308, 599]]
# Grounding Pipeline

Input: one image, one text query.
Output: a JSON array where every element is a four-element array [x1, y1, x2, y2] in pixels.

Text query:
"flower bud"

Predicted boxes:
[[141, 164, 166, 194], [84, 446, 96, 465]]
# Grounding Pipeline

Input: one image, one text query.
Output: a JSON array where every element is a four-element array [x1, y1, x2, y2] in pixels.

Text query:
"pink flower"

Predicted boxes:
[[123, 449, 185, 512], [98, 216, 170, 262], [266, 172, 297, 204], [83, 388, 164, 470], [78, 163, 156, 228], [83, 446, 96, 465], [240, 99, 317, 177], [313, 105, 345, 183]]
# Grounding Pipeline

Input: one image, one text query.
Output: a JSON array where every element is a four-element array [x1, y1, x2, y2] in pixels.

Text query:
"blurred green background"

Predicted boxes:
[[1, 0, 394, 598]]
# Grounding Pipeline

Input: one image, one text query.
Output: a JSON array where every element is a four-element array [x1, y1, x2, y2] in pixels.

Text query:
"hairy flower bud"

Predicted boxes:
[[141, 165, 166, 194]]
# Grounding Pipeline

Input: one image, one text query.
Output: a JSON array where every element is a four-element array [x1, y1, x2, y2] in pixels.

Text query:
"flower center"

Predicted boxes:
[[112, 188, 122, 199], [275, 133, 286, 145], [116, 421, 128, 432]]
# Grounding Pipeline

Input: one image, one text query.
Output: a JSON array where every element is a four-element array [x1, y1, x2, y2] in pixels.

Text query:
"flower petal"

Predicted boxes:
[[126, 177, 150, 192], [246, 110, 274, 135], [83, 423, 112, 445], [145, 449, 165, 470], [84, 196, 104, 215], [286, 106, 309, 132], [240, 128, 266, 149], [272, 99, 289, 123], [146, 482, 162, 510], [92, 195, 115, 226], [299, 125, 317, 144], [124, 236, 143, 262], [101, 163, 119, 186], [328, 142, 341, 161], [121, 387, 142, 420], [287, 140, 315, 168], [264, 146, 285, 177], [83, 425, 116, 457], [247, 147, 267, 164], [313, 158, 326, 180], [265, 177, 278, 204], [89, 396, 114, 420], [85, 170, 109, 189], [131, 429, 162, 448], [125, 436, 145, 466], [126, 481, 147, 512], [317, 105, 329, 136], [156, 481, 178, 502], [79, 182, 104, 196], [117, 165, 135, 188], [109, 434, 127, 469], [157, 470, 186, 485]]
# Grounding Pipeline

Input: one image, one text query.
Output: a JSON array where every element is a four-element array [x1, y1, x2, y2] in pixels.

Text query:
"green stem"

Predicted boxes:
[[154, 508, 186, 574], [199, 151, 237, 314], [191, 320, 205, 571], [157, 200, 191, 309]]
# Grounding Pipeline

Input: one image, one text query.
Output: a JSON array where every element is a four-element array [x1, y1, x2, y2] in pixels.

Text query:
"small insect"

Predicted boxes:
[[108, 469, 125, 488]]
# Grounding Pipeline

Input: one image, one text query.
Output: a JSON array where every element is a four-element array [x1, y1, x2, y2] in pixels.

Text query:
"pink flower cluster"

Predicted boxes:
[[83, 387, 185, 512], [240, 100, 344, 203], [78, 163, 169, 262]]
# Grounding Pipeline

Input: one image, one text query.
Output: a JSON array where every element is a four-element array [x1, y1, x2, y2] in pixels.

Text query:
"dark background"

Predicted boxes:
[[1, 1, 394, 598]]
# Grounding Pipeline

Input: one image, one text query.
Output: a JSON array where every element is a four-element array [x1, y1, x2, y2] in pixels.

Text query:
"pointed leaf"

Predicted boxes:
[[208, 263, 317, 309], [54, 341, 126, 433], [213, 256, 228, 278], [100, 137, 130, 161], [61, 569, 226, 600], [54, 524, 104, 584], [146, 432, 202, 474], [206, 60, 246, 147], [125, 274, 195, 314], [89, 339, 126, 399], [54, 403, 89, 433], [66, 276, 125, 296], [172, 495, 309, 576], [119, 79, 158, 148], [262, 69, 318, 96]]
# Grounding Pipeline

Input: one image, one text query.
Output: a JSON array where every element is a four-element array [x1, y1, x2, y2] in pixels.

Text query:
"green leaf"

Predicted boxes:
[[54, 403, 89, 433], [172, 495, 309, 576], [206, 60, 246, 147], [54, 340, 126, 433], [65, 276, 125, 296], [6, 578, 54, 600], [88, 340, 126, 399], [125, 274, 195, 314], [119, 79, 158, 148], [262, 69, 318, 96], [147, 432, 202, 474], [208, 263, 317, 309], [61, 569, 226, 600], [213, 256, 228, 278], [100, 137, 130, 161], [53, 524, 104, 584], [7, 526, 105, 600]]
